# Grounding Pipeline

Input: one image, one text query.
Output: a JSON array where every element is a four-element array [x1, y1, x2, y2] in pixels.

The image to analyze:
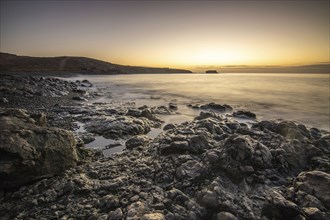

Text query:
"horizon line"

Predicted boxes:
[[1, 51, 329, 70]]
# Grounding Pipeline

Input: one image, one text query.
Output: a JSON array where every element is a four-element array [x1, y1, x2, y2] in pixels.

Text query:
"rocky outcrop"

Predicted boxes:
[[0, 108, 80, 189]]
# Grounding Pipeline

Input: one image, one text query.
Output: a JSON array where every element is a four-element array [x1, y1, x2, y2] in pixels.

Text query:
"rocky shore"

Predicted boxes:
[[0, 74, 329, 220]]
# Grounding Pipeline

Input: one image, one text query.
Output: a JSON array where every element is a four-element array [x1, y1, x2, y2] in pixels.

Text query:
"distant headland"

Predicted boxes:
[[0, 52, 192, 74]]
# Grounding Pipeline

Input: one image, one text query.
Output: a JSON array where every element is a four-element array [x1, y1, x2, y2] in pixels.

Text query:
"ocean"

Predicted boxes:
[[72, 73, 330, 131]]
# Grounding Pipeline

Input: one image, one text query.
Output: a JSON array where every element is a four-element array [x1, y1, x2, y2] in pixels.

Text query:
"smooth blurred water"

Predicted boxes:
[[76, 73, 330, 131]]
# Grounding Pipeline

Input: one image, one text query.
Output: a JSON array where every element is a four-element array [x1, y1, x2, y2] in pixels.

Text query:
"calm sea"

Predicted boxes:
[[73, 73, 330, 131]]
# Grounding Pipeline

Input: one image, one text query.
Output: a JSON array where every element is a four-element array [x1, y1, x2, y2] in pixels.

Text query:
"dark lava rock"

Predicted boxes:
[[81, 79, 93, 87], [163, 123, 176, 131], [202, 102, 226, 111], [276, 121, 311, 139], [85, 115, 153, 139], [189, 103, 233, 112], [262, 190, 301, 220], [233, 110, 256, 119], [293, 171, 330, 209], [168, 103, 178, 110], [125, 135, 150, 150]]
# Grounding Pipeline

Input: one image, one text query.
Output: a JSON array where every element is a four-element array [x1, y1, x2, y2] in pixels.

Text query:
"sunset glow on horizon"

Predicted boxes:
[[1, 1, 329, 68]]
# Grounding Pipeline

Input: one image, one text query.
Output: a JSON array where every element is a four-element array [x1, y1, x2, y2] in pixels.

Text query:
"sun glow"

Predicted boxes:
[[188, 49, 250, 65]]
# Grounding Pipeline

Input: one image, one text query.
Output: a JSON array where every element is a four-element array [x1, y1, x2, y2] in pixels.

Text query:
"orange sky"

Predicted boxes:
[[1, 1, 329, 68]]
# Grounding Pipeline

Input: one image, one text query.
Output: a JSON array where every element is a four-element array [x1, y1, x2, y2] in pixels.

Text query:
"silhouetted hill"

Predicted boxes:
[[0, 53, 192, 74]]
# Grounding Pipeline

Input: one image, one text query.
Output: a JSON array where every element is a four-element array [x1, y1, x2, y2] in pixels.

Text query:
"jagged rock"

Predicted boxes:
[[0, 108, 79, 189], [176, 159, 205, 180], [159, 140, 189, 155], [218, 135, 273, 179], [293, 171, 330, 209], [126, 135, 150, 150], [85, 116, 152, 139], [262, 190, 301, 220], [233, 110, 256, 119], [107, 208, 123, 220], [81, 79, 93, 87], [276, 121, 311, 139], [168, 103, 178, 110], [163, 123, 175, 131], [126, 108, 161, 122], [203, 102, 226, 111]]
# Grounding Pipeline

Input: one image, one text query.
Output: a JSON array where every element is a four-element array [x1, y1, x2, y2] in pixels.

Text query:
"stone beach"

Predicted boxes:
[[0, 74, 329, 220]]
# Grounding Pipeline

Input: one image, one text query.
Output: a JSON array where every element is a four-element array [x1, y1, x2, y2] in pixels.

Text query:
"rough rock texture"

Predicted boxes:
[[1, 109, 328, 219], [85, 115, 155, 139], [1, 75, 329, 220], [0, 108, 79, 189]]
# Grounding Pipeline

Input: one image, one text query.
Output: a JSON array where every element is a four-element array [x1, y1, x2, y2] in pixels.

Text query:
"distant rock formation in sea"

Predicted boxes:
[[0, 52, 192, 74], [205, 70, 218, 73]]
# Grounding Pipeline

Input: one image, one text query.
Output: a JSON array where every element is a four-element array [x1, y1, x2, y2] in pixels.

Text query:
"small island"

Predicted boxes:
[[205, 70, 218, 73]]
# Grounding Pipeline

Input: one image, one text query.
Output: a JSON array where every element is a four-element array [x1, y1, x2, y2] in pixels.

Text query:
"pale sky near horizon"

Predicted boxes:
[[1, 0, 329, 68]]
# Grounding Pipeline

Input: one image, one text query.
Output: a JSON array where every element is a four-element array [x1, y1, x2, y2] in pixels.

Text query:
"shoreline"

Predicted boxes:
[[1, 74, 329, 219]]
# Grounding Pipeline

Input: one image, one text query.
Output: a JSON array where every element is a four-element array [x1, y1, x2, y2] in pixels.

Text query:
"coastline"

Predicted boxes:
[[1, 74, 329, 219]]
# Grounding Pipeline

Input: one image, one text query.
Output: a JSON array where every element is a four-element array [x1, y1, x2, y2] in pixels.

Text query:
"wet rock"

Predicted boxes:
[[85, 116, 152, 139], [126, 135, 150, 150], [168, 103, 178, 110], [80, 133, 96, 144], [126, 108, 161, 122], [0, 108, 79, 189], [252, 120, 276, 132], [276, 121, 311, 139], [163, 123, 175, 131], [196, 111, 220, 120], [200, 103, 225, 112], [81, 79, 93, 87], [233, 110, 256, 119]]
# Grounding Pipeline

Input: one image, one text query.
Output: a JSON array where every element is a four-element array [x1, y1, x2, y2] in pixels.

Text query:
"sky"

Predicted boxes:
[[0, 0, 329, 68]]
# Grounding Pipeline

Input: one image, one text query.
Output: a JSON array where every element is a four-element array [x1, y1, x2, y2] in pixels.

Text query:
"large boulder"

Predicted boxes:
[[0, 108, 79, 189], [217, 135, 273, 179]]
